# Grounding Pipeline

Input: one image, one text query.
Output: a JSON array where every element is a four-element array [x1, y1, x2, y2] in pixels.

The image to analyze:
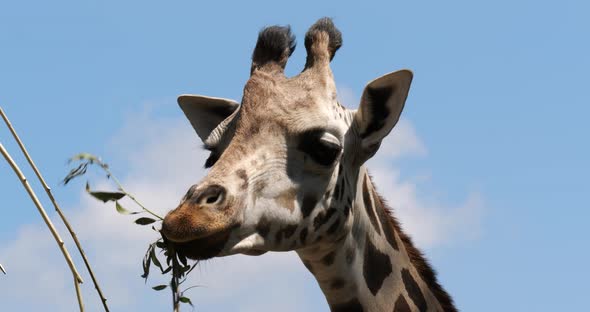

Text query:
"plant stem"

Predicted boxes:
[[74, 275, 85, 311], [1, 107, 110, 311], [181, 285, 202, 293], [98, 164, 163, 220], [0, 142, 85, 311], [170, 248, 181, 312]]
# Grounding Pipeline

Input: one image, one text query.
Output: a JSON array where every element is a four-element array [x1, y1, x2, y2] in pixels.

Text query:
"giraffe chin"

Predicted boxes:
[[172, 228, 233, 260]]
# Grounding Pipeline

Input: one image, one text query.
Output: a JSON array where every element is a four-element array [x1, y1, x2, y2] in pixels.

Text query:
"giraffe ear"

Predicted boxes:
[[354, 70, 413, 157], [178, 94, 240, 142]]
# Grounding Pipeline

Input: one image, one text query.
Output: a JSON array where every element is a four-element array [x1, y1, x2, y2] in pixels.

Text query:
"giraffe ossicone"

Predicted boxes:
[[162, 17, 457, 312]]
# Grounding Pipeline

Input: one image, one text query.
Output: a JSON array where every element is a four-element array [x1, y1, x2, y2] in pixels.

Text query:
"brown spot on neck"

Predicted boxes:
[[256, 215, 271, 237], [302, 193, 319, 218], [363, 234, 392, 296], [275, 224, 297, 243], [314, 207, 337, 230], [401, 268, 427, 312], [367, 174, 457, 312], [393, 294, 412, 312], [321, 250, 336, 266], [299, 227, 309, 243], [372, 187, 399, 251]]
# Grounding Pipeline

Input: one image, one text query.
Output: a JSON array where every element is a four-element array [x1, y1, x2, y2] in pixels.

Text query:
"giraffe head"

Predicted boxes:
[[161, 18, 412, 260]]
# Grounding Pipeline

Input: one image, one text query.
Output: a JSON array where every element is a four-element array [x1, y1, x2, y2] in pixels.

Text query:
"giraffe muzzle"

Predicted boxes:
[[161, 184, 239, 259]]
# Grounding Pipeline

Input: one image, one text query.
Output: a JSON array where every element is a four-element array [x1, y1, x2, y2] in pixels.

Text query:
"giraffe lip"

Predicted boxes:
[[173, 228, 233, 260], [242, 249, 268, 256]]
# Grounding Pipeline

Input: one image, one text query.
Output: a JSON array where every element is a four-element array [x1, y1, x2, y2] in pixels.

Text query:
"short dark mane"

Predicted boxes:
[[371, 176, 458, 312]]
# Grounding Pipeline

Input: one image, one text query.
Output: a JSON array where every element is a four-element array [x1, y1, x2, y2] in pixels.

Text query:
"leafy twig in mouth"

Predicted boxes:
[[64, 153, 197, 311]]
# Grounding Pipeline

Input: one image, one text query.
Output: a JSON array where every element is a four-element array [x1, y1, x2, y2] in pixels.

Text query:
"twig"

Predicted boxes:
[[100, 164, 164, 221], [0, 107, 109, 311], [0, 142, 85, 311], [65, 153, 196, 311], [172, 261, 180, 312], [0, 263, 6, 274], [64, 153, 163, 221], [74, 275, 85, 311]]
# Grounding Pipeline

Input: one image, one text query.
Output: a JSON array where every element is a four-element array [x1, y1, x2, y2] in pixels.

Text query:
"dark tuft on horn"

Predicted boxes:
[[251, 25, 296, 74], [305, 17, 342, 63]]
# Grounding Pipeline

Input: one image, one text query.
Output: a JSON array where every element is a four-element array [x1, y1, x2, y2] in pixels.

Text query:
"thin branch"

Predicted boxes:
[[101, 165, 164, 220], [64, 153, 196, 311], [64, 153, 163, 221], [181, 285, 203, 293], [0, 263, 6, 274], [0, 107, 109, 311], [172, 260, 180, 312], [74, 275, 85, 311], [0, 142, 85, 311]]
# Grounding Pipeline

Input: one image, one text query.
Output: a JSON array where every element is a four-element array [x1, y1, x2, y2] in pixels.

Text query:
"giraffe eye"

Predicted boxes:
[[299, 130, 342, 166]]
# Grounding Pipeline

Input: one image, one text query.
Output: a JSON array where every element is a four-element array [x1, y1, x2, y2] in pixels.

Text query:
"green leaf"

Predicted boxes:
[[178, 252, 188, 267], [115, 201, 139, 215], [69, 153, 99, 163], [152, 285, 167, 291], [150, 247, 164, 273], [85, 182, 125, 202], [89, 191, 126, 203], [179, 297, 193, 306], [141, 244, 154, 279], [155, 241, 166, 249], [62, 163, 89, 185], [135, 217, 156, 225]]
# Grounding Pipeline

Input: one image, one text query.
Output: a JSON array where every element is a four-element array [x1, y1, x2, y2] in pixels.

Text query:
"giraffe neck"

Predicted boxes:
[[297, 167, 455, 312]]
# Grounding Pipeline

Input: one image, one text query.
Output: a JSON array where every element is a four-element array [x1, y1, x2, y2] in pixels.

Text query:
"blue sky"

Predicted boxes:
[[1, 0, 589, 311]]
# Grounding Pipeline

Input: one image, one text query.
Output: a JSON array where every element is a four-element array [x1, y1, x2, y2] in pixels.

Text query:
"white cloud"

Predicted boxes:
[[367, 161, 484, 247], [0, 96, 482, 311]]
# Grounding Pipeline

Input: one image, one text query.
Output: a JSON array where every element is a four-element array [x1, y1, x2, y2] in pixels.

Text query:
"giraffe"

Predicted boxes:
[[161, 18, 457, 312]]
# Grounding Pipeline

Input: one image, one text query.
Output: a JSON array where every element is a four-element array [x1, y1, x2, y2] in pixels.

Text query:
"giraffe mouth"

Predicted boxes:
[[172, 228, 233, 260], [242, 249, 267, 256]]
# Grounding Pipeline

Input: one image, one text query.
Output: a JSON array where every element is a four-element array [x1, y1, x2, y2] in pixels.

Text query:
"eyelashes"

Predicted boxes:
[[298, 129, 342, 166]]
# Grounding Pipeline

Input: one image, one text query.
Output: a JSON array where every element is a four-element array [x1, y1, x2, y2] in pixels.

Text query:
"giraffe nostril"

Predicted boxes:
[[205, 194, 219, 204], [193, 185, 226, 207]]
